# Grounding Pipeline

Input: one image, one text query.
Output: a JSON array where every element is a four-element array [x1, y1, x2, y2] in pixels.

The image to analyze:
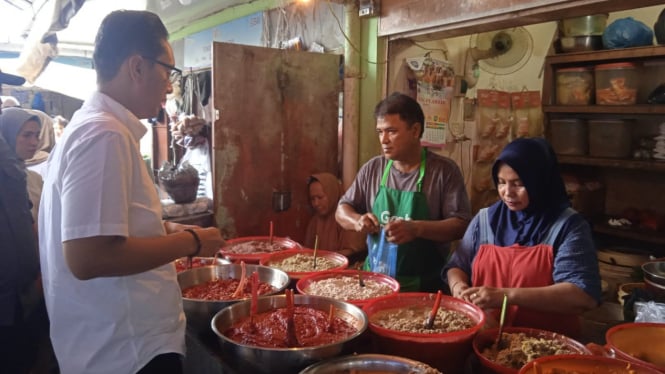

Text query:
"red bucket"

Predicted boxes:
[[220, 236, 302, 263], [260, 249, 348, 280], [605, 322, 665, 372], [473, 326, 591, 374], [296, 270, 400, 308], [519, 354, 663, 374], [362, 292, 485, 374]]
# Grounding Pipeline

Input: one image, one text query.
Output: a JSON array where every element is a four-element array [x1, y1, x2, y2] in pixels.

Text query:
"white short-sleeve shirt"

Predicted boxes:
[[38, 92, 185, 374]]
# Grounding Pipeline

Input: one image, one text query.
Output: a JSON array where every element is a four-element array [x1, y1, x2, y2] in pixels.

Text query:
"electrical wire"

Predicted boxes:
[[325, 0, 386, 65], [410, 40, 448, 61]]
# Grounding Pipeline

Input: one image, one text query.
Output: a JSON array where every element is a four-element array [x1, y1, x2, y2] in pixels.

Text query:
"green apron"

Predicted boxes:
[[364, 149, 442, 292]]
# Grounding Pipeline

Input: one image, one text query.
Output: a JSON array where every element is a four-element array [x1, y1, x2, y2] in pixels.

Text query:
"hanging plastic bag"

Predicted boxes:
[[157, 160, 200, 204], [634, 301, 665, 323], [366, 227, 398, 278], [602, 17, 654, 49]]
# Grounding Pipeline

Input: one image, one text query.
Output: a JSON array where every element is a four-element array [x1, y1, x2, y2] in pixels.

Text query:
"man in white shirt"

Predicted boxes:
[[38, 10, 224, 374]]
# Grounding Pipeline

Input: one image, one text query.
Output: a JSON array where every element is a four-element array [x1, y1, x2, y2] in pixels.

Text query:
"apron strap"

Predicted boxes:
[[380, 148, 427, 192], [478, 207, 493, 245], [542, 207, 576, 246]]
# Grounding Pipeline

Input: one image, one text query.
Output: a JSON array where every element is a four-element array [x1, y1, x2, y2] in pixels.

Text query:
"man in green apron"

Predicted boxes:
[[336, 92, 471, 292]]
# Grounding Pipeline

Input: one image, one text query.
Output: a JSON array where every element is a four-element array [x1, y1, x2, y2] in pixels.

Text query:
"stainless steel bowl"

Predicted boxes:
[[211, 294, 368, 374], [174, 256, 230, 273], [557, 35, 603, 53], [178, 264, 289, 333], [642, 261, 665, 299], [299, 354, 441, 373]]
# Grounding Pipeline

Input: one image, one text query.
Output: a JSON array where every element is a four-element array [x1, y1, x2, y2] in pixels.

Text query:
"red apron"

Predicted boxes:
[[471, 208, 581, 338]]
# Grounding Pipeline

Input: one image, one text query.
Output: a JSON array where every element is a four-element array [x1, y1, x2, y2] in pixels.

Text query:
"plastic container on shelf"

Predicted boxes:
[[550, 118, 587, 155], [595, 62, 638, 105], [556, 67, 594, 105], [587, 119, 631, 158]]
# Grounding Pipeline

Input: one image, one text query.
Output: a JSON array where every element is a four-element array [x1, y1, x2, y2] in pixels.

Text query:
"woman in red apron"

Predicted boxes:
[[445, 138, 601, 338]]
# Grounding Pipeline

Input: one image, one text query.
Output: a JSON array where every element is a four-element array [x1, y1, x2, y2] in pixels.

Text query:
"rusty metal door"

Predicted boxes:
[[211, 42, 341, 244]]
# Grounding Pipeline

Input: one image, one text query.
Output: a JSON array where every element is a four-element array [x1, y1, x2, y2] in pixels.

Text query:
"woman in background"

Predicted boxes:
[[0, 107, 42, 222], [305, 172, 367, 266], [445, 138, 601, 339]]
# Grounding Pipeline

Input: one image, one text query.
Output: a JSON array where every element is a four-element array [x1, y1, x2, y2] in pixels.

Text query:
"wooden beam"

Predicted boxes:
[[378, 0, 665, 40]]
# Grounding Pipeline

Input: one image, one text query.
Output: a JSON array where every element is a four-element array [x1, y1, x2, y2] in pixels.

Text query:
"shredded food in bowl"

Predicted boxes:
[[224, 240, 287, 254], [304, 276, 394, 301], [370, 305, 474, 334], [269, 253, 341, 272], [482, 332, 575, 369]]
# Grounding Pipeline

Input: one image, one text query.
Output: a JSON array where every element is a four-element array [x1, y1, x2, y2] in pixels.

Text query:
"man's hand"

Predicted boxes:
[[355, 213, 380, 234], [384, 220, 420, 244]]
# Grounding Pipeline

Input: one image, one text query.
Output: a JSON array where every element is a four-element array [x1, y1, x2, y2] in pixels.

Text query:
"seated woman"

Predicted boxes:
[[305, 172, 367, 266], [0, 107, 42, 222], [445, 138, 601, 339]]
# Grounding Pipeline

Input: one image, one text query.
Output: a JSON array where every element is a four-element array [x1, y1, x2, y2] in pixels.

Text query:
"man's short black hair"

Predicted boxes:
[[373, 92, 425, 138], [93, 10, 169, 83]]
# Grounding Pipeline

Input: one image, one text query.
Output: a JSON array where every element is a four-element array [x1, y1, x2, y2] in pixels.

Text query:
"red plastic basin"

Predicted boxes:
[[605, 322, 665, 372], [473, 326, 591, 374], [362, 292, 485, 374], [220, 236, 302, 263], [296, 270, 400, 308], [260, 249, 349, 280], [519, 354, 662, 374]]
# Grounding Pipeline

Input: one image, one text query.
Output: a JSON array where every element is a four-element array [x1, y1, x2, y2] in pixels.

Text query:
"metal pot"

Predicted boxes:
[[178, 264, 289, 333], [299, 354, 442, 374], [211, 294, 367, 374], [642, 261, 665, 300]]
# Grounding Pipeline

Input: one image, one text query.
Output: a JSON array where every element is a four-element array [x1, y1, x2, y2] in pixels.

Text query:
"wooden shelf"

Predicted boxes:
[[545, 45, 665, 65], [557, 155, 665, 172], [543, 45, 665, 254], [593, 221, 665, 246], [543, 105, 665, 115]]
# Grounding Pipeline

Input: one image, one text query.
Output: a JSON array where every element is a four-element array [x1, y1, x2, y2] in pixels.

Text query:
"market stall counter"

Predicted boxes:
[[184, 327, 240, 374]]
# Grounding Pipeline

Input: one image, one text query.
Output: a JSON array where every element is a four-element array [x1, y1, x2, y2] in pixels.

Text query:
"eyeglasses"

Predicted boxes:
[[142, 56, 182, 84]]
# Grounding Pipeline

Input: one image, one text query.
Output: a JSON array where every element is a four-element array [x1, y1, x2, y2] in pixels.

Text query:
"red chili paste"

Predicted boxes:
[[182, 278, 275, 300], [224, 306, 357, 348]]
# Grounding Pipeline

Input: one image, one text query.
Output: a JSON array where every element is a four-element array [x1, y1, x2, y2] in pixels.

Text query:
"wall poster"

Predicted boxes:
[[407, 56, 455, 148]]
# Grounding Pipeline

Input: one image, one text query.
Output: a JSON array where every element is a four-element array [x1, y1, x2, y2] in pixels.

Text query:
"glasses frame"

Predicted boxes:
[[142, 55, 182, 83]]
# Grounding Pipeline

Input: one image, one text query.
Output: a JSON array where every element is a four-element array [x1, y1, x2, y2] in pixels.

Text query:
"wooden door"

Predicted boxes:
[[211, 42, 341, 244]]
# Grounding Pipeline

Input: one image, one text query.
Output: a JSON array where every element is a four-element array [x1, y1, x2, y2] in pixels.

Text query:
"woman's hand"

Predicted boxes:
[[460, 286, 506, 309], [449, 280, 470, 299]]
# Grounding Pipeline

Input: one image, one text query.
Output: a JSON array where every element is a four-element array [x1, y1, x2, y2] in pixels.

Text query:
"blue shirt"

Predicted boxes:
[[445, 211, 602, 303]]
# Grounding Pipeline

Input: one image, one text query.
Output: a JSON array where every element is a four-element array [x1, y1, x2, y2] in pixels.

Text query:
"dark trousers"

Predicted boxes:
[[0, 302, 39, 374], [137, 353, 184, 374]]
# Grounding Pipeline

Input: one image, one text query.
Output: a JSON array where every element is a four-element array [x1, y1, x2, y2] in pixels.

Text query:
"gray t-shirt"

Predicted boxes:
[[339, 150, 472, 253]]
